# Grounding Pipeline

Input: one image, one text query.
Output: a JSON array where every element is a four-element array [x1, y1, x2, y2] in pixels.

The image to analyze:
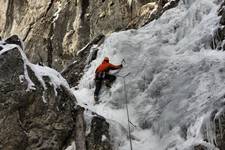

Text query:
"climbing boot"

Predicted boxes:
[[104, 80, 111, 88], [94, 95, 99, 102]]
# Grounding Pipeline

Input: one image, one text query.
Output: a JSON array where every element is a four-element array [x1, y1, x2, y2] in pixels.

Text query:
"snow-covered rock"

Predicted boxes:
[[0, 36, 78, 149], [0, 35, 113, 150]]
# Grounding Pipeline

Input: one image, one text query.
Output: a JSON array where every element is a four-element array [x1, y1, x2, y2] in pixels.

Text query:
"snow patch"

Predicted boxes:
[[102, 135, 107, 142], [52, 1, 62, 24], [65, 142, 76, 150], [0, 42, 71, 103], [164, 0, 176, 8]]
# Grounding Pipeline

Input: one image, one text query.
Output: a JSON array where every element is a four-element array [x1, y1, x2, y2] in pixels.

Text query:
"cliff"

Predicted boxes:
[[0, 0, 177, 70]]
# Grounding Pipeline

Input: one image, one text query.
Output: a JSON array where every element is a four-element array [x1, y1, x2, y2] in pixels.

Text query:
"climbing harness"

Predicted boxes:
[[117, 72, 133, 150]]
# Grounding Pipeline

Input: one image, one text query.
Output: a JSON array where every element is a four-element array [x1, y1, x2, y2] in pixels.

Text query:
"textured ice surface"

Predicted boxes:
[[75, 0, 223, 149]]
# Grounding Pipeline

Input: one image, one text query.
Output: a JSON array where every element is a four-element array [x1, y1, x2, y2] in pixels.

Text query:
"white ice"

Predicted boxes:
[[65, 142, 76, 150], [74, 0, 224, 149]]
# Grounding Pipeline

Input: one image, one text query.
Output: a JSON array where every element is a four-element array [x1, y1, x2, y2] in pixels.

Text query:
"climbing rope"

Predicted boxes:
[[114, 59, 134, 149], [118, 72, 133, 150]]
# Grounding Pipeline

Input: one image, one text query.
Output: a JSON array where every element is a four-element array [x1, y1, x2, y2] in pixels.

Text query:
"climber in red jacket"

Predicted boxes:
[[94, 57, 123, 101]]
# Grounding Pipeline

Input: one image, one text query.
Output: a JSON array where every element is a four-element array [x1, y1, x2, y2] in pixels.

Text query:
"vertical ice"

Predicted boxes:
[[74, 0, 224, 149]]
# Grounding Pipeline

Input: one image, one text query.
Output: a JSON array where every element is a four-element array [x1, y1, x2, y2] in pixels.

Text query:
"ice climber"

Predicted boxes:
[[94, 57, 123, 102]]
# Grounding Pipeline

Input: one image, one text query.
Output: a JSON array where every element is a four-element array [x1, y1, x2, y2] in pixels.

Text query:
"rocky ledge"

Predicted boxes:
[[0, 35, 111, 150]]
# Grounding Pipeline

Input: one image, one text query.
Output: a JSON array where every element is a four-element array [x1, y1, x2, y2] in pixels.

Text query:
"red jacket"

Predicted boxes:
[[95, 59, 121, 73]]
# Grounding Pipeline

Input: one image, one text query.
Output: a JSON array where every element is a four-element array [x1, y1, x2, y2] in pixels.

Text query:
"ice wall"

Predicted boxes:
[[75, 0, 224, 149]]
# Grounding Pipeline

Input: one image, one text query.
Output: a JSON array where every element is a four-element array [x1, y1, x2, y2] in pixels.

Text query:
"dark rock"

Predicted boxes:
[[220, 9, 225, 25], [62, 34, 105, 87], [89, 0, 131, 38], [201, 109, 225, 150], [5, 35, 23, 48], [0, 45, 76, 150], [0, 40, 113, 150], [211, 1, 225, 50], [127, 0, 180, 29], [213, 112, 225, 149], [218, 2, 225, 24], [0, 0, 176, 70], [194, 145, 208, 150], [86, 116, 112, 150], [73, 106, 86, 150]]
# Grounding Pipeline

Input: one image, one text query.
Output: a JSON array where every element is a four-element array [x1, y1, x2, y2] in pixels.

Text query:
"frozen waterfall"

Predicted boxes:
[[73, 0, 224, 149]]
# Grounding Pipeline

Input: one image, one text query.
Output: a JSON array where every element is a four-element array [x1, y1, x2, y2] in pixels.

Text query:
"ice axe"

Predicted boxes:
[[112, 59, 126, 75], [121, 58, 126, 66]]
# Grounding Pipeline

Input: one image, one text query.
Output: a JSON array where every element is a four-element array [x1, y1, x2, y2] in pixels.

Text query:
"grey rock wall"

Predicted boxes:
[[211, 0, 225, 51], [0, 42, 76, 149], [0, 0, 163, 70], [0, 36, 112, 150]]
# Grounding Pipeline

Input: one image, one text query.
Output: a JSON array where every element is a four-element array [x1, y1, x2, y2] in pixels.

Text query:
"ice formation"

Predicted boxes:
[[74, 0, 225, 149]]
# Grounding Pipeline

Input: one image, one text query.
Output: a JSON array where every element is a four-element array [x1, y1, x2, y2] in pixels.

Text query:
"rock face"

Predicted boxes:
[[128, 0, 180, 28], [0, 0, 83, 69], [0, 0, 179, 71], [0, 40, 77, 149], [211, 0, 225, 50], [0, 37, 112, 150], [62, 34, 105, 87], [214, 112, 225, 150], [89, 0, 132, 37], [194, 145, 208, 150], [204, 109, 225, 150], [86, 116, 111, 150]]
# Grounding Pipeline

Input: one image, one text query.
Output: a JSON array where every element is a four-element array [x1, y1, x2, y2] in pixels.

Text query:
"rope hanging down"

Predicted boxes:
[[118, 72, 133, 150]]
